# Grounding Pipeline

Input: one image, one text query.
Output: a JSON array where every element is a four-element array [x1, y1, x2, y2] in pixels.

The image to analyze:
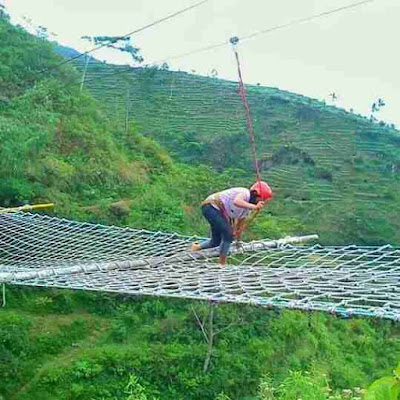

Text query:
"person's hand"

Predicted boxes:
[[233, 230, 242, 239], [235, 239, 244, 252], [255, 201, 265, 210]]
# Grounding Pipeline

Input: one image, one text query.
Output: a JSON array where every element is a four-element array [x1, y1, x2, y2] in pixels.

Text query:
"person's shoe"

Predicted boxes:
[[190, 242, 201, 252]]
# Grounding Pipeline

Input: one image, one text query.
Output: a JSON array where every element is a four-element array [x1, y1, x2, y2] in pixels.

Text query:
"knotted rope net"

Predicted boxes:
[[0, 212, 399, 320]]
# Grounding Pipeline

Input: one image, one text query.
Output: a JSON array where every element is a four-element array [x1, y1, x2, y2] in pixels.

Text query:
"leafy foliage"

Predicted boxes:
[[1, 287, 399, 399], [81, 35, 144, 63], [365, 363, 400, 400]]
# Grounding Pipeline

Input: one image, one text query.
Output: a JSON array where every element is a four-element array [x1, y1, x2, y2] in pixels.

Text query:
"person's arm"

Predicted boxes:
[[233, 194, 265, 239], [233, 194, 265, 211]]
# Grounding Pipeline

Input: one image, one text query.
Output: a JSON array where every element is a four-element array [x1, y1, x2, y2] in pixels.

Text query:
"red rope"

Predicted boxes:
[[232, 45, 261, 183]]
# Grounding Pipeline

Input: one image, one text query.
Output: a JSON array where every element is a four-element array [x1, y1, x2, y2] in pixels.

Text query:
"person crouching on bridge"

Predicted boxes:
[[191, 181, 273, 266]]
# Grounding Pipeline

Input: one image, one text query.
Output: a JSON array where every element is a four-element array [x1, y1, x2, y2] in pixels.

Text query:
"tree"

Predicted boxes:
[[0, 4, 6, 18], [191, 302, 244, 373], [81, 35, 143, 64], [210, 68, 218, 78], [160, 62, 169, 71], [378, 98, 386, 108], [36, 25, 48, 40], [371, 97, 386, 114]]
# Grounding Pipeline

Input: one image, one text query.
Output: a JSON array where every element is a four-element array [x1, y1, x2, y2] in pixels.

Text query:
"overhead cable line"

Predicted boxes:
[[77, 0, 374, 87], [39, 0, 210, 73], [159, 0, 375, 62]]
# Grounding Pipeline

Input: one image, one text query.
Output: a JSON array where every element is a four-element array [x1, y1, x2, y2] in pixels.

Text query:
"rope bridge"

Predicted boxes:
[[0, 212, 399, 321]]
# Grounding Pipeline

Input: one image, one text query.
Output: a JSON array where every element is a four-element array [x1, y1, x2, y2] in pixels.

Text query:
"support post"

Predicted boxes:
[[80, 55, 90, 93]]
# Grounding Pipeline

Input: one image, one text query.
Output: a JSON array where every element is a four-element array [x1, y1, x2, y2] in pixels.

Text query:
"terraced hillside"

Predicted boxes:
[[70, 56, 400, 245]]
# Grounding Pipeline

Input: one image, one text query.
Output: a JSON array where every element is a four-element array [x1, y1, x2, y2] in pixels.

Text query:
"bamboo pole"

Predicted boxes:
[[0, 234, 318, 283], [0, 203, 55, 214]]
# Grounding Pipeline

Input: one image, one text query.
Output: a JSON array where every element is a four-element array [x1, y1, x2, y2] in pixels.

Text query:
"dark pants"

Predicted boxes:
[[200, 204, 233, 256]]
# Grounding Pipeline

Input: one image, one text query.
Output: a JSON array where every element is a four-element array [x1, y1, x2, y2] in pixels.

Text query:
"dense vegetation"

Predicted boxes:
[[2, 287, 399, 400], [0, 11, 243, 238], [0, 8, 399, 400]]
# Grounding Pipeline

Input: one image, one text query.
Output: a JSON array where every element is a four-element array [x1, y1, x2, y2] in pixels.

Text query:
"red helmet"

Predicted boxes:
[[250, 181, 273, 201]]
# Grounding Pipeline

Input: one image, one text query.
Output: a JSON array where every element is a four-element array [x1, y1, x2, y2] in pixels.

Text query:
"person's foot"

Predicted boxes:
[[190, 242, 202, 252]]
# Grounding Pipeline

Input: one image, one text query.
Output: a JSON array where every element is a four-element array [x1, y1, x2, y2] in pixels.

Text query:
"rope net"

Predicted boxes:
[[1, 212, 399, 321]]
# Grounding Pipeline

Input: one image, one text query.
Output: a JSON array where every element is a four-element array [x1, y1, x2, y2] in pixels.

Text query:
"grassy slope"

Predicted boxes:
[[74, 59, 400, 245], [0, 14, 244, 237]]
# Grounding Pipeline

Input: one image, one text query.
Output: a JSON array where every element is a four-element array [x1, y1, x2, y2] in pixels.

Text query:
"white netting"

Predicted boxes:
[[0, 211, 199, 271], [1, 212, 399, 321]]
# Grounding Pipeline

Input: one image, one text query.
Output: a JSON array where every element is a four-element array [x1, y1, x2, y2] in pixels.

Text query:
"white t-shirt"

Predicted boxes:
[[205, 187, 251, 219]]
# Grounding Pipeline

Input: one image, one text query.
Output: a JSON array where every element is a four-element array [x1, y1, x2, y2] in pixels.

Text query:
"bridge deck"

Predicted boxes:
[[1, 212, 399, 320]]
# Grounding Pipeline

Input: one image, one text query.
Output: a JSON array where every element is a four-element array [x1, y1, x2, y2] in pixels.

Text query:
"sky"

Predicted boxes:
[[3, 0, 400, 126]]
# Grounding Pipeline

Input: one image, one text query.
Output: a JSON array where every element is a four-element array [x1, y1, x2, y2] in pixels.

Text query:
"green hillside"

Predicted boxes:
[[1, 9, 400, 400], [73, 57, 400, 245], [0, 13, 243, 237]]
